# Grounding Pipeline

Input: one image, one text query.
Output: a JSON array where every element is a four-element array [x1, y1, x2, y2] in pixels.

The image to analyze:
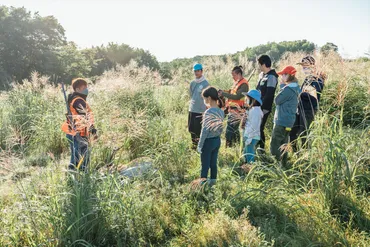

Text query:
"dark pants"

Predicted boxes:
[[67, 134, 90, 172], [188, 112, 203, 149], [270, 125, 290, 164], [201, 137, 221, 179], [290, 113, 314, 151], [225, 111, 241, 147], [258, 112, 270, 149]]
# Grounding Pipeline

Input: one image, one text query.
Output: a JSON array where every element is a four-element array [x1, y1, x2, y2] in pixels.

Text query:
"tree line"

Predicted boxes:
[[0, 5, 341, 90], [0, 6, 159, 89]]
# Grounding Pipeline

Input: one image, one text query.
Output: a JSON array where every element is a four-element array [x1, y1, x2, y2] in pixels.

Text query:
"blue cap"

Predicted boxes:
[[243, 89, 262, 105], [193, 63, 203, 71]]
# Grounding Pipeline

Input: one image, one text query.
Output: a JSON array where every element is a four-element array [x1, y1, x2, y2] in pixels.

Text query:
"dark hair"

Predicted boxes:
[[286, 74, 298, 83], [232, 66, 243, 75], [257, 55, 272, 68], [245, 96, 261, 109], [202, 86, 223, 108], [72, 78, 88, 91]]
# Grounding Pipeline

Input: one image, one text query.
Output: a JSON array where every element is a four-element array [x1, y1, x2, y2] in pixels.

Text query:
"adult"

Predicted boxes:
[[256, 55, 279, 150], [220, 66, 249, 147], [61, 78, 97, 171], [188, 63, 209, 149], [271, 66, 300, 165], [290, 56, 325, 150]]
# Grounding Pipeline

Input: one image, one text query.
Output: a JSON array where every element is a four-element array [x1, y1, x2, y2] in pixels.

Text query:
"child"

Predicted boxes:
[[197, 86, 225, 186], [62, 78, 97, 171], [270, 66, 300, 165], [188, 63, 209, 150], [241, 90, 263, 170]]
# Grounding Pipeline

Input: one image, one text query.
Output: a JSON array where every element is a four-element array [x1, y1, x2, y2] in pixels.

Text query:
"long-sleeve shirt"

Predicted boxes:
[[197, 107, 225, 150], [189, 79, 209, 113], [222, 83, 249, 100], [243, 106, 263, 140]]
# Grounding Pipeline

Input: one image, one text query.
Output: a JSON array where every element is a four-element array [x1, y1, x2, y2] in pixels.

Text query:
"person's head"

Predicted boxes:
[[297, 55, 316, 75], [277, 66, 298, 83], [202, 86, 223, 108], [257, 55, 272, 73], [243, 89, 262, 107], [72, 78, 89, 95], [232, 66, 243, 81], [193, 63, 203, 79]]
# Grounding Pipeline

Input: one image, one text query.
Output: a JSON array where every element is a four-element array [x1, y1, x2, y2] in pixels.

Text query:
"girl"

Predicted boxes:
[[188, 63, 209, 150], [270, 66, 300, 165], [197, 86, 225, 186], [241, 90, 263, 171]]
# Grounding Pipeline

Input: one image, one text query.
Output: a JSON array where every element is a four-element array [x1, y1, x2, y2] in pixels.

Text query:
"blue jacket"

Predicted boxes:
[[274, 83, 301, 128]]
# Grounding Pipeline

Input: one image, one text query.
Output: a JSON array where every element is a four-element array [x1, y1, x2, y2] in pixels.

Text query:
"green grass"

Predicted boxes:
[[0, 54, 369, 246]]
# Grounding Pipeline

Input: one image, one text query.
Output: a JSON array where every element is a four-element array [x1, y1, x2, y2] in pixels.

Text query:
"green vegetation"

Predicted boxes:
[[0, 52, 369, 246], [0, 6, 159, 89]]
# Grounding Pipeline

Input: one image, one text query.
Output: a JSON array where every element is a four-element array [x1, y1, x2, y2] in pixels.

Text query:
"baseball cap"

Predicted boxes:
[[297, 56, 315, 66], [277, 66, 297, 75]]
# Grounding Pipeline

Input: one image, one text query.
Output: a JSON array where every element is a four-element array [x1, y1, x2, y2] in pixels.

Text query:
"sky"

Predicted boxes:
[[1, 0, 369, 61]]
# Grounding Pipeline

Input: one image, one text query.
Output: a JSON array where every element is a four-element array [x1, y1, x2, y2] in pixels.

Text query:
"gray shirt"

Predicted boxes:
[[198, 107, 225, 150], [189, 79, 209, 113]]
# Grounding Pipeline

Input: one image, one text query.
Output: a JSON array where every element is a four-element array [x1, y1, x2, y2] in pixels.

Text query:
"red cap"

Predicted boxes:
[[277, 66, 297, 75]]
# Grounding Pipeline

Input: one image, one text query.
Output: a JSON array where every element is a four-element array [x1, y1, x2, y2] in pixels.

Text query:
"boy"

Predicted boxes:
[[62, 78, 97, 171]]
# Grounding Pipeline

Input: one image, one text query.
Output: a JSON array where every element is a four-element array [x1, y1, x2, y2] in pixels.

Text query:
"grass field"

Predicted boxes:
[[0, 52, 369, 247]]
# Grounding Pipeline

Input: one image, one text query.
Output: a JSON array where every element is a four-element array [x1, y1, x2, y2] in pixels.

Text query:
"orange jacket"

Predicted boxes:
[[226, 78, 249, 108], [61, 96, 94, 137]]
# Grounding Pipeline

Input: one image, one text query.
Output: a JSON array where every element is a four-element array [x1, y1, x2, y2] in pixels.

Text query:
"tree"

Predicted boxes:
[[0, 6, 66, 88], [56, 42, 91, 83], [320, 42, 339, 55]]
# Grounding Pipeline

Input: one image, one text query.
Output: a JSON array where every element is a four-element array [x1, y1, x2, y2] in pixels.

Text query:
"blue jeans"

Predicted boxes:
[[243, 139, 259, 163], [201, 137, 221, 179], [66, 134, 90, 171]]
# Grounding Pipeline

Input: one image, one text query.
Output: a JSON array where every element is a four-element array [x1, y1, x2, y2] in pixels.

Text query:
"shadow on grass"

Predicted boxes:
[[231, 198, 325, 247], [331, 195, 370, 234]]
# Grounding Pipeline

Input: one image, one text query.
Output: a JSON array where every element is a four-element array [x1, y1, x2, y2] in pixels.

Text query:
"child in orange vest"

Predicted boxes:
[[61, 78, 97, 171]]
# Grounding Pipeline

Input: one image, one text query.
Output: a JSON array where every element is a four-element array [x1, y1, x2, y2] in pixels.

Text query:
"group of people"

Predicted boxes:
[[60, 54, 324, 186], [188, 55, 325, 185]]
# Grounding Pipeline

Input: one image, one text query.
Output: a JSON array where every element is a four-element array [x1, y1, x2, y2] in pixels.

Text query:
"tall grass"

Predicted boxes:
[[0, 54, 369, 246]]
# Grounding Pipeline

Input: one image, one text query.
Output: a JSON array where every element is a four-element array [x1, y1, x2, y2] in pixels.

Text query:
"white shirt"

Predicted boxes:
[[243, 106, 263, 144]]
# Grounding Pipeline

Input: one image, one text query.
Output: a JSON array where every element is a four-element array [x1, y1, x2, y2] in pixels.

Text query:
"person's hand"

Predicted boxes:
[[263, 109, 269, 115], [197, 146, 202, 154]]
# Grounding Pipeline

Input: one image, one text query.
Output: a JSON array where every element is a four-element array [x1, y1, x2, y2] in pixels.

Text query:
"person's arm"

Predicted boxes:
[[222, 83, 249, 100], [274, 87, 290, 105], [73, 99, 87, 115], [261, 75, 277, 112], [189, 81, 195, 97], [197, 111, 210, 152]]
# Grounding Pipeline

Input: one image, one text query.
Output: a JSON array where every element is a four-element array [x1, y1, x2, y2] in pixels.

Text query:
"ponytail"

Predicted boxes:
[[232, 65, 243, 75], [217, 96, 225, 108], [202, 86, 223, 108]]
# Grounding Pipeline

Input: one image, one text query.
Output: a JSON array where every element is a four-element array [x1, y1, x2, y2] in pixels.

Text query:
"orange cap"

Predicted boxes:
[[277, 66, 297, 75]]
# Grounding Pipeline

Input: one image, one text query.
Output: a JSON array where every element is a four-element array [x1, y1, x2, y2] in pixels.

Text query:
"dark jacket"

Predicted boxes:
[[298, 75, 325, 119], [68, 92, 87, 115], [67, 92, 96, 135], [256, 69, 279, 112]]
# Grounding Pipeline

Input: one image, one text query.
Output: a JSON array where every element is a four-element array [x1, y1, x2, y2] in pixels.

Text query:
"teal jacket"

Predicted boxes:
[[274, 82, 301, 128]]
